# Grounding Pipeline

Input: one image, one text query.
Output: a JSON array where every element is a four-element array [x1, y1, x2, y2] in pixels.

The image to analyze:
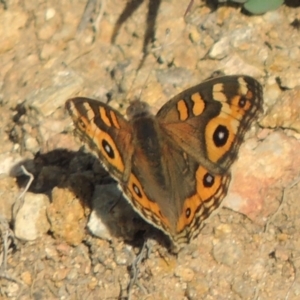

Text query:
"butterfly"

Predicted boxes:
[[65, 75, 263, 248]]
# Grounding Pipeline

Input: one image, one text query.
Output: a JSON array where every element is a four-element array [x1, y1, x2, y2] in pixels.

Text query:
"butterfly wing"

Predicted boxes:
[[65, 98, 133, 181], [156, 75, 263, 174]]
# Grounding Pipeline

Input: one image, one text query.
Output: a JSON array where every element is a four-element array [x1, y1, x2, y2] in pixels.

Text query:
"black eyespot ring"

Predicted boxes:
[[238, 96, 247, 108], [203, 173, 214, 188], [213, 125, 229, 147], [133, 183, 142, 198], [102, 139, 114, 159], [186, 208, 191, 218]]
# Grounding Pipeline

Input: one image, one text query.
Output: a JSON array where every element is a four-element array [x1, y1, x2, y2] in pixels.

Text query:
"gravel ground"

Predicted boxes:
[[0, 1, 300, 299]]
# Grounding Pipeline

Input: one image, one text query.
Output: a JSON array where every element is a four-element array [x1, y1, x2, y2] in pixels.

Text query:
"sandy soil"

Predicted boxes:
[[0, 1, 300, 299]]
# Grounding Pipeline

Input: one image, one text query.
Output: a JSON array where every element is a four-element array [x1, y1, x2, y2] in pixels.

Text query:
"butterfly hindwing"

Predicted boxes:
[[122, 130, 231, 244]]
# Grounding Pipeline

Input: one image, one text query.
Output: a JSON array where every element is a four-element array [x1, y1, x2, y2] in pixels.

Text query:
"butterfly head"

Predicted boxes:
[[126, 100, 152, 120]]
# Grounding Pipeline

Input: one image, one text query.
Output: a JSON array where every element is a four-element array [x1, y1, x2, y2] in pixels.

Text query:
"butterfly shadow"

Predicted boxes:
[[10, 148, 170, 249], [109, 0, 254, 73], [111, 0, 162, 70]]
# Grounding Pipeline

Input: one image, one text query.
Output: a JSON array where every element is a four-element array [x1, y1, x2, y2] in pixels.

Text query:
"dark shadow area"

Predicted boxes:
[[285, 0, 300, 7], [110, 0, 261, 73], [111, 0, 162, 70], [10, 148, 170, 249], [290, 18, 300, 29], [204, 0, 244, 12]]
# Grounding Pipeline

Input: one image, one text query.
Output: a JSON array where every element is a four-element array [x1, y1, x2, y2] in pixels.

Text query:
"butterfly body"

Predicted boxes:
[[66, 75, 263, 247]]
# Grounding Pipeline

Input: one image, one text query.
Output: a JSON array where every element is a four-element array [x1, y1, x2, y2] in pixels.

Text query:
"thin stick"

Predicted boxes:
[[12, 165, 34, 220], [127, 239, 151, 300]]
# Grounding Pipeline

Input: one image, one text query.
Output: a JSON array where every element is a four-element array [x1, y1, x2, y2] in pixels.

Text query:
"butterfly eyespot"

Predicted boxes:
[[133, 183, 142, 198], [203, 173, 214, 188], [185, 208, 191, 218], [213, 125, 229, 147], [78, 118, 86, 129], [102, 139, 115, 159], [238, 96, 247, 108]]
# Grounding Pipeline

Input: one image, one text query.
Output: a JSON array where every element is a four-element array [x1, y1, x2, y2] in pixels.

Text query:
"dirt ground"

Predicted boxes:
[[1, 0, 300, 299]]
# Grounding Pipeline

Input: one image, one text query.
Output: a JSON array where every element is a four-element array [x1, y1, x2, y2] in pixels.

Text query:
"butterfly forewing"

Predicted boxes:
[[156, 75, 263, 174], [66, 98, 133, 181]]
